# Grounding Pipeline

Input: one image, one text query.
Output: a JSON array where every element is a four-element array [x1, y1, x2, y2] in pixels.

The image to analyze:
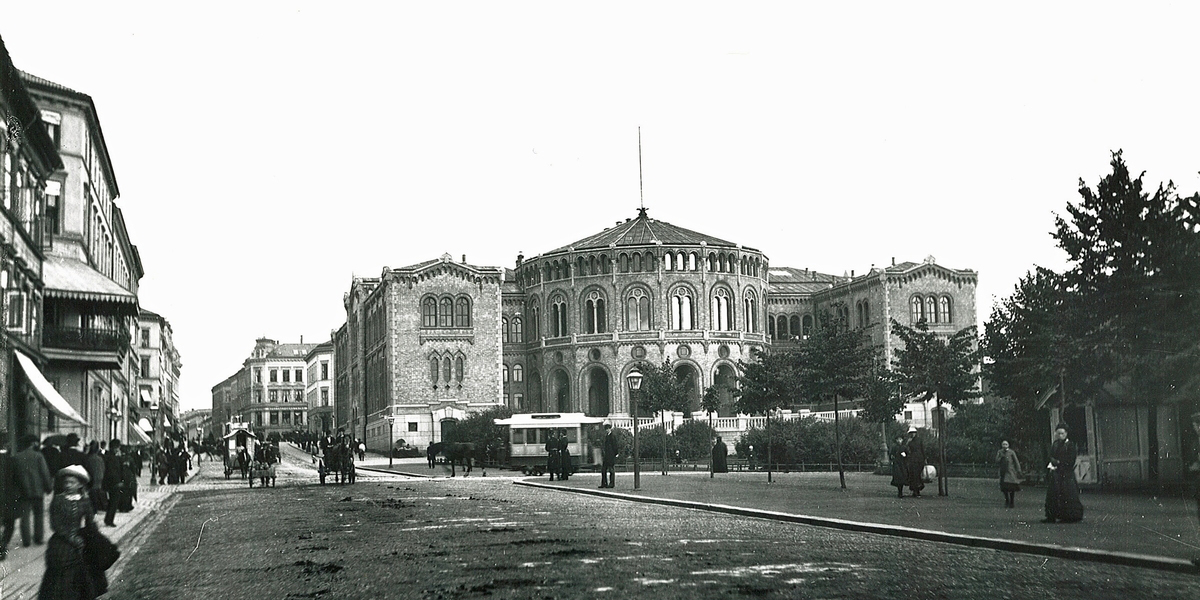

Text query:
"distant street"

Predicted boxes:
[[100, 448, 1200, 600]]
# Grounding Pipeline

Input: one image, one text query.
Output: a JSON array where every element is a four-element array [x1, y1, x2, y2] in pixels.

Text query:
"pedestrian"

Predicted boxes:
[[118, 446, 137, 512], [38, 465, 99, 600], [888, 436, 907, 498], [13, 434, 53, 548], [426, 444, 437, 469], [558, 431, 571, 481], [902, 426, 926, 497], [747, 445, 756, 471], [711, 436, 728, 477], [546, 432, 560, 482], [1043, 423, 1084, 523], [102, 440, 126, 526], [600, 424, 617, 488], [357, 439, 366, 461], [996, 440, 1023, 508], [0, 431, 17, 560], [82, 441, 105, 513], [60, 434, 86, 469]]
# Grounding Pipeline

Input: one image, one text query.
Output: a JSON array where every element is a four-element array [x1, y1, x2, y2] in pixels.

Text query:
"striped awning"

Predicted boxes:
[[15, 350, 88, 426], [41, 254, 138, 311]]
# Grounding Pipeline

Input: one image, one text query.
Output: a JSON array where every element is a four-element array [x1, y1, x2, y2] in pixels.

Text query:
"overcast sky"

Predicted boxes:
[[4, 2, 1199, 412]]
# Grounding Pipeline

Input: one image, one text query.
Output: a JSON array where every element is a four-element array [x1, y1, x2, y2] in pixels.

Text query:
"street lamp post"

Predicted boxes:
[[626, 368, 643, 490], [386, 408, 395, 468]]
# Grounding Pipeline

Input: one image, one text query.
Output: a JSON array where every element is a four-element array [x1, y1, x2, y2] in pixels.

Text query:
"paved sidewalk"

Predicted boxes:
[[532, 469, 1200, 571], [0, 464, 200, 600]]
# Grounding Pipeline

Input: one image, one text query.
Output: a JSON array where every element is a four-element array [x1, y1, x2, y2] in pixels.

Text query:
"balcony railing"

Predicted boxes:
[[43, 325, 131, 353]]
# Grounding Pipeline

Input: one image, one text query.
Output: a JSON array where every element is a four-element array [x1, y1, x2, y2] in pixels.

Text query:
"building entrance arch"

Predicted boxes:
[[673, 363, 700, 415], [714, 363, 738, 417], [586, 367, 611, 417], [551, 370, 571, 412]]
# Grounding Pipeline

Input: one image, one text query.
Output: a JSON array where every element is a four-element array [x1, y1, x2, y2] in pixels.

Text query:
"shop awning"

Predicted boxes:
[[128, 422, 153, 444], [41, 255, 139, 313], [15, 350, 89, 427], [137, 417, 154, 434], [139, 389, 155, 408]]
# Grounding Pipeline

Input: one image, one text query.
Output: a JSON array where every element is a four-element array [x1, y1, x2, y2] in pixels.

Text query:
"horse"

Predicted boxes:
[[324, 441, 355, 485], [429, 442, 478, 477], [235, 447, 251, 479]]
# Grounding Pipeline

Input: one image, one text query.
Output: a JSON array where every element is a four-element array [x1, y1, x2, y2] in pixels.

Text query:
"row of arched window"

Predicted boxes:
[[421, 295, 472, 328], [429, 351, 466, 387], [501, 316, 524, 343], [911, 295, 954, 324], [522, 250, 764, 285], [502, 363, 525, 383], [769, 314, 814, 340], [521, 287, 759, 339]]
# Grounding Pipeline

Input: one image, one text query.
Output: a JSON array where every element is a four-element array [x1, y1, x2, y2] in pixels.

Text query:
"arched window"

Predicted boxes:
[[688, 252, 697, 271], [632, 253, 642, 272], [455, 297, 471, 327], [767, 315, 776, 339], [940, 296, 952, 323], [711, 288, 733, 331], [443, 357, 452, 384], [664, 253, 673, 271], [862, 300, 870, 327], [645, 252, 656, 271], [718, 254, 726, 273], [584, 290, 607, 334], [439, 297, 453, 327], [422, 297, 437, 328], [926, 296, 937, 324], [503, 365, 509, 383], [789, 315, 801, 339], [671, 288, 694, 330], [743, 291, 758, 333], [707, 253, 715, 271], [911, 296, 924, 323], [619, 253, 629, 273], [626, 288, 651, 331], [528, 303, 540, 340], [513, 364, 524, 382], [512, 316, 523, 341], [430, 356, 440, 385], [676, 252, 686, 271], [776, 315, 788, 339], [455, 356, 464, 382], [599, 254, 610, 274], [544, 263, 552, 281], [802, 314, 813, 338], [502, 317, 510, 342], [551, 296, 568, 337]]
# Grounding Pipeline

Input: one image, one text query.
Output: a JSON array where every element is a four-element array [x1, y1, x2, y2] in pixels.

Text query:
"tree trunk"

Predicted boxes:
[[834, 395, 845, 489], [937, 398, 948, 497]]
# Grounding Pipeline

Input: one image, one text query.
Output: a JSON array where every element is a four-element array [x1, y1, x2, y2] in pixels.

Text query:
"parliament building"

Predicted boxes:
[[334, 208, 977, 452]]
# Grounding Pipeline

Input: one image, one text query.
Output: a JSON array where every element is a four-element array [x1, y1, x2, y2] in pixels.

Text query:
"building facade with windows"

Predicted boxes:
[[136, 308, 182, 441], [22, 71, 145, 445], [328, 209, 977, 454], [215, 337, 316, 439], [305, 341, 334, 434], [1, 36, 74, 445]]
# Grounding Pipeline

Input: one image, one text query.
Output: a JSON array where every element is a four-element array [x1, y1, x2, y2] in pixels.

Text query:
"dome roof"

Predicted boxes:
[[545, 208, 746, 254]]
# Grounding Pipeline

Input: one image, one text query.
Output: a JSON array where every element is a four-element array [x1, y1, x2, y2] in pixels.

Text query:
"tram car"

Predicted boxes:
[[493, 413, 606, 475]]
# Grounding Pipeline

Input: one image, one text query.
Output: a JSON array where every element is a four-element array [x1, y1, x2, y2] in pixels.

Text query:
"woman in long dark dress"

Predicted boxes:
[[902, 426, 925, 497], [996, 440, 1023, 508], [889, 436, 907, 498], [1043, 424, 1084, 523], [711, 437, 728, 474], [39, 465, 99, 600]]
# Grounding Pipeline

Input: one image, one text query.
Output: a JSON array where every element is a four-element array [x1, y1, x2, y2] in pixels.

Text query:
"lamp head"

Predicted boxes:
[[626, 369, 643, 391]]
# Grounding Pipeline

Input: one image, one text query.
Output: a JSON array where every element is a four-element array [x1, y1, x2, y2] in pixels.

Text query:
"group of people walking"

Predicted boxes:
[[889, 426, 928, 497]]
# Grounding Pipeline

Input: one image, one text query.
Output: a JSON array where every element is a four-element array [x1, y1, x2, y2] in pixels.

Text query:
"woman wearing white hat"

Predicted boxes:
[[39, 464, 99, 599]]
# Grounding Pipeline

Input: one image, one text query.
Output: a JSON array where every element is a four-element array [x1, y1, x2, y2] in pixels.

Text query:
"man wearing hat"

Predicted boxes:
[[102, 439, 127, 526], [600, 424, 618, 488], [13, 434, 53, 546], [60, 433, 87, 469], [902, 425, 926, 497]]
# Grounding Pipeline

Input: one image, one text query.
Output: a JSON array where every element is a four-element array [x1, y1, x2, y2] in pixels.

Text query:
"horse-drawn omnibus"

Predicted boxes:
[[493, 413, 606, 475], [223, 422, 256, 480]]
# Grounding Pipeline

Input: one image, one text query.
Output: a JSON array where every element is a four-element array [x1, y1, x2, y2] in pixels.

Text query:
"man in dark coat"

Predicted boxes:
[[1043, 423, 1084, 523], [103, 439, 127, 525], [82, 441, 105, 512], [557, 431, 571, 481], [59, 433, 87, 468], [902, 426, 926, 497], [12, 434, 52, 546], [545, 432, 560, 481], [0, 431, 17, 560], [600, 424, 618, 488], [711, 436, 728, 476], [889, 436, 908, 498]]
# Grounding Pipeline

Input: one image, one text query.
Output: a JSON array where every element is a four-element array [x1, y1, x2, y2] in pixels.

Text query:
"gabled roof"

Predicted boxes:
[[545, 208, 746, 254], [268, 344, 318, 359]]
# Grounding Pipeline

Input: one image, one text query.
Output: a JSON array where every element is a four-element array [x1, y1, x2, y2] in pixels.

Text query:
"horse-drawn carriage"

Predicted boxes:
[[223, 425, 256, 480], [315, 436, 356, 485], [493, 413, 605, 476]]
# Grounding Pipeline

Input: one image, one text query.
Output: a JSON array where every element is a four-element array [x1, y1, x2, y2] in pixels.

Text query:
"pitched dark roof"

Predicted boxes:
[[545, 208, 745, 254], [766, 266, 839, 295], [268, 344, 318, 359]]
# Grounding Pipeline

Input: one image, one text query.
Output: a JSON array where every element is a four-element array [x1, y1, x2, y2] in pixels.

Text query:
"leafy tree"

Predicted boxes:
[[793, 306, 878, 488], [1052, 151, 1200, 480], [635, 360, 691, 475], [700, 385, 722, 428], [673, 419, 717, 461], [734, 348, 795, 482], [450, 406, 513, 464], [891, 320, 981, 495]]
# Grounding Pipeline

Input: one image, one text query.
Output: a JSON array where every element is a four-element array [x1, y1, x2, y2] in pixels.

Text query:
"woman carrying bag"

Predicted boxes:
[[39, 465, 118, 600]]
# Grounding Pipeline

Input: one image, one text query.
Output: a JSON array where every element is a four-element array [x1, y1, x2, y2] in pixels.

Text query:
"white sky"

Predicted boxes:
[[4, 2, 1199, 412]]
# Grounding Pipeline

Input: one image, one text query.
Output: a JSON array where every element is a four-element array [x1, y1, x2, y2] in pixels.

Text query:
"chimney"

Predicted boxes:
[[462, 254, 467, 263], [300, 335, 303, 344], [851, 270, 855, 277], [892, 257, 896, 266]]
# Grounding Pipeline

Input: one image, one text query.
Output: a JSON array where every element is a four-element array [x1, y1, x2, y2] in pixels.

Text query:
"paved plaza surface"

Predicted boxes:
[[6, 448, 1199, 599]]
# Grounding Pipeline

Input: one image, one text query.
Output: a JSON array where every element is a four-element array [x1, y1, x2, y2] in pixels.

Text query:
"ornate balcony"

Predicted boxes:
[[42, 324, 130, 369]]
